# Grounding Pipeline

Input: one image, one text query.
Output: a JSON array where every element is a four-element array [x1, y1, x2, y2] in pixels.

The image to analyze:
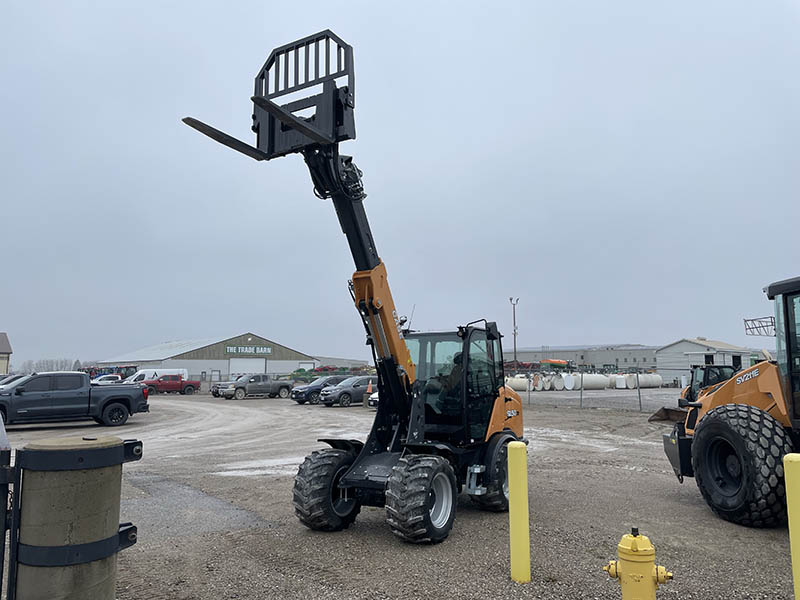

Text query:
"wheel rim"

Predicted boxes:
[[705, 436, 743, 497], [340, 394, 350, 407], [279, 388, 289, 398], [235, 389, 245, 400], [429, 472, 453, 529], [331, 465, 356, 517], [501, 465, 509, 500], [309, 392, 319, 404], [109, 407, 125, 424]]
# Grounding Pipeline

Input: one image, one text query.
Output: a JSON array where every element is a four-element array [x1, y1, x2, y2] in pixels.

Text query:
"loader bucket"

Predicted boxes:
[[648, 406, 687, 423]]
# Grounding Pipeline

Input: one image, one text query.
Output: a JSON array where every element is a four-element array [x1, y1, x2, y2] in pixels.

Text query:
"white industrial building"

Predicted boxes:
[[98, 333, 368, 385], [504, 344, 657, 370], [655, 337, 751, 386]]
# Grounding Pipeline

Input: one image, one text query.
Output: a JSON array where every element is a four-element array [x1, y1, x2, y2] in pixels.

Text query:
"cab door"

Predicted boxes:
[[784, 293, 800, 421], [464, 329, 498, 443], [12, 375, 55, 419], [51, 374, 89, 416]]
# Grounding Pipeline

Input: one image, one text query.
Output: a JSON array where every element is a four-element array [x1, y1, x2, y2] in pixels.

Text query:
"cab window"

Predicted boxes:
[[26, 376, 51, 392]]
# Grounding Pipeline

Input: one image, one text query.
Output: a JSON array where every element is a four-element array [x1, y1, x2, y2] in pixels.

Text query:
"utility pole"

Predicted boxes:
[[509, 297, 520, 370]]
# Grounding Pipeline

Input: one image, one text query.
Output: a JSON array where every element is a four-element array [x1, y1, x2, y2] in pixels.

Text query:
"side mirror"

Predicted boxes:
[[15, 387, 25, 394]]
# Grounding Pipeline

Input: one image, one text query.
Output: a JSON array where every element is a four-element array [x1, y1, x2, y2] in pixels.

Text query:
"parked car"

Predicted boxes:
[[320, 376, 378, 407], [92, 374, 123, 385], [368, 390, 379, 408], [0, 371, 149, 426], [211, 378, 239, 397], [290, 375, 349, 405], [123, 369, 189, 384], [142, 374, 201, 395], [0, 374, 25, 387], [223, 374, 294, 400]]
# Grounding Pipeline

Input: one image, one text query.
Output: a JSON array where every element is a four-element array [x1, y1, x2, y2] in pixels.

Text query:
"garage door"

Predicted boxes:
[[229, 358, 266, 375]]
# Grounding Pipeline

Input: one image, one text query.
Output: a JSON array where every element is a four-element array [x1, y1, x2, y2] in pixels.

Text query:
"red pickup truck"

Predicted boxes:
[[143, 374, 200, 396]]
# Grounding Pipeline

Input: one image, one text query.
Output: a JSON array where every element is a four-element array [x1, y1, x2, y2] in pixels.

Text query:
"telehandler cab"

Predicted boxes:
[[183, 31, 524, 543], [664, 276, 800, 527]]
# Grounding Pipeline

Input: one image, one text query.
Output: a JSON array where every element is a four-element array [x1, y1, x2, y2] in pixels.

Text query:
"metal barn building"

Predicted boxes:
[[655, 337, 751, 385], [98, 333, 319, 383], [0, 333, 11, 375]]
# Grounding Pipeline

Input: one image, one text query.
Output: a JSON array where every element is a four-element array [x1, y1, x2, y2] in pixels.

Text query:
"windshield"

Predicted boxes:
[[310, 377, 330, 385], [335, 377, 360, 387], [0, 375, 32, 389]]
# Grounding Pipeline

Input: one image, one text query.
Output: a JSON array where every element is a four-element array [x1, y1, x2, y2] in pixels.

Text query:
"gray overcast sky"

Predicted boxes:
[[2, 1, 798, 365]]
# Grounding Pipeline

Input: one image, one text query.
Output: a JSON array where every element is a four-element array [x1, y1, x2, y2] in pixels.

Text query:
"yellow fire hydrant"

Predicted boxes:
[[603, 528, 672, 599]]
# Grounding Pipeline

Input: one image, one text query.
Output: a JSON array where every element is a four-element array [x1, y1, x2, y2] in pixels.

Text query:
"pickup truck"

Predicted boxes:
[[223, 374, 294, 400], [0, 371, 149, 426], [142, 374, 200, 395]]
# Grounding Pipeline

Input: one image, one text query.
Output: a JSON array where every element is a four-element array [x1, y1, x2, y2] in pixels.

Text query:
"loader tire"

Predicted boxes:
[[385, 455, 457, 544], [472, 438, 510, 512], [293, 449, 360, 531], [693, 404, 793, 527]]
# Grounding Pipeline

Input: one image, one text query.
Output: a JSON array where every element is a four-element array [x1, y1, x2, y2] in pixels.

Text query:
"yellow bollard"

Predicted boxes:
[[507, 440, 531, 583], [784, 454, 800, 599], [603, 528, 672, 599]]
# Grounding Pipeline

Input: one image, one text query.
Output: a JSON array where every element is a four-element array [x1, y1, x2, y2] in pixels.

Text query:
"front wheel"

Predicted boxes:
[[308, 391, 320, 405], [385, 455, 457, 543], [102, 403, 129, 427], [339, 393, 352, 407], [184, 386, 194, 395], [148, 386, 157, 396], [234, 388, 246, 401], [293, 449, 361, 531], [693, 404, 793, 527]]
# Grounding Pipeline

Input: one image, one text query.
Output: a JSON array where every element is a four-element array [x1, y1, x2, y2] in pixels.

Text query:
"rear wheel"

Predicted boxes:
[[102, 403, 129, 427], [234, 388, 246, 401], [472, 438, 511, 512], [693, 404, 792, 527], [339, 393, 352, 407], [308, 391, 320, 405], [385, 455, 457, 543], [278, 387, 290, 399], [293, 449, 361, 531]]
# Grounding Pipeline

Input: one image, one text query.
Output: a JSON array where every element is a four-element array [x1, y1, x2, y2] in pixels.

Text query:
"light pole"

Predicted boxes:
[[509, 297, 519, 370]]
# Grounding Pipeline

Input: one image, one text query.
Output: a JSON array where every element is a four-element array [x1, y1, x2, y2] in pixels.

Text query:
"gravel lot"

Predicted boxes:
[[4, 390, 794, 599]]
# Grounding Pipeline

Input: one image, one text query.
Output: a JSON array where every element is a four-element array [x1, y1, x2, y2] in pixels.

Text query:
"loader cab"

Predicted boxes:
[[685, 365, 738, 404], [766, 276, 800, 426], [405, 323, 504, 445]]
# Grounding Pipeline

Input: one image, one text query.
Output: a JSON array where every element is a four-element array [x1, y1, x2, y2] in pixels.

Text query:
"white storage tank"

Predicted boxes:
[[542, 376, 552, 391], [552, 374, 565, 391], [625, 373, 663, 389], [581, 374, 610, 390], [506, 376, 529, 392], [563, 374, 576, 391], [534, 374, 544, 392], [615, 375, 627, 389]]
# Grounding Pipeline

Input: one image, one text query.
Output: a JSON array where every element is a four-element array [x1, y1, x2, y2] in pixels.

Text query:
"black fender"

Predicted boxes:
[[483, 431, 518, 485], [99, 396, 132, 415], [318, 438, 364, 455]]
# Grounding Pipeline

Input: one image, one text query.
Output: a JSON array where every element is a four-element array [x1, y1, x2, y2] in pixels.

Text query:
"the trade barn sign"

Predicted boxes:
[[225, 345, 273, 355]]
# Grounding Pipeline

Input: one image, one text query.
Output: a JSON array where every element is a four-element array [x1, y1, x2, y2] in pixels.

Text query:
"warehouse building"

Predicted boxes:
[[504, 344, 657, 370], [98, 332, 367, 384], [655, 337, 751, 386], [0, 333, 11, 375]]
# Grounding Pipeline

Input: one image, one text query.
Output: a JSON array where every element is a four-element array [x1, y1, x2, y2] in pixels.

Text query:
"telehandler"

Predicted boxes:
[[183, 31, 524, 543], [664, 275, 800, 527]]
